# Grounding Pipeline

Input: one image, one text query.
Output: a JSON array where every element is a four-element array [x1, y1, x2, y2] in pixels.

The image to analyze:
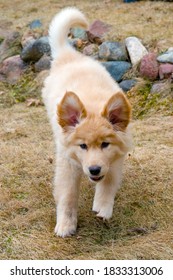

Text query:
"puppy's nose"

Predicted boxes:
[[89, 165, 101, 176]]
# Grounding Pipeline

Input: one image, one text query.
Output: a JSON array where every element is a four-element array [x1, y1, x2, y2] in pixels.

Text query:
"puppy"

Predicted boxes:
[[42, 7, 132, 237]]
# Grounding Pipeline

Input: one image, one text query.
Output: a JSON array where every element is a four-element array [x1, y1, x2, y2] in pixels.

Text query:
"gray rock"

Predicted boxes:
[[21, 36, 50, 62], [167, 47, 173, 52], [125, 36, 148, 65], [0, 31, 22, 63], [157, 51, 173, 64], [70, 27, 88, 40], [99, 41, 128, 61], [34, 54, 51, 72], [101, 61, 131, 82], [119, 79, 137, 92], [29, 19, 42, 29]]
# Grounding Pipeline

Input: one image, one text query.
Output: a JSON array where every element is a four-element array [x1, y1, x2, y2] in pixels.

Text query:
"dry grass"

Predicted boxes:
[[1, 0, 173, 51], [0, 0, 173, 260], [0, 105, 173, 259]]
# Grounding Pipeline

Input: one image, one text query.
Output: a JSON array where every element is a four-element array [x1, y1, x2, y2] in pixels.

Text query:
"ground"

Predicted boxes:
[[0, 0, 173, 260]]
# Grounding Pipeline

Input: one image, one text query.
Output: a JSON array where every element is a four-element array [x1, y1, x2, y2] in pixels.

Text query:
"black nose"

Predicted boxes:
[[89, 165, 101, 176]]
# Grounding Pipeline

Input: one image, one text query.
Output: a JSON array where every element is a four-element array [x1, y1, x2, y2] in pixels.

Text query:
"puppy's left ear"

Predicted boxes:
[[57, 91, 87, 131], [102, 92, 131, 131]]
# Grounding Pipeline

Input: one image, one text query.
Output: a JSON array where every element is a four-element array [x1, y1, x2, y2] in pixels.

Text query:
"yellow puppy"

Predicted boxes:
[[42, 7, 132, 237]]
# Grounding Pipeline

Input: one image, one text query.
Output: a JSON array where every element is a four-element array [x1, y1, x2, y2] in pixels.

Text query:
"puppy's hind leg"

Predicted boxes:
[[53, 157, 81, 237], [92, 157, 124, 220]]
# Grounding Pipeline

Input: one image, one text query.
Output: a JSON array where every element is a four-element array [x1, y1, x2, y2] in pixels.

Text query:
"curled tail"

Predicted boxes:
[[49, 7, 88, 59]]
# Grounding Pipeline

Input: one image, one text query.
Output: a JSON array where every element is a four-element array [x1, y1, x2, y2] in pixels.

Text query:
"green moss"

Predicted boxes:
[[14, 192, 29, 200], [129, 80, 173, 119], [0, 71, 40, 107], [10, 72, 39, 101], [0, 37, 4, 44]]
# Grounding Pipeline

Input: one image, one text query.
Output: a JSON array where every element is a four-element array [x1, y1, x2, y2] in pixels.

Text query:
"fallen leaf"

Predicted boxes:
[[26, 98, 42, 107]]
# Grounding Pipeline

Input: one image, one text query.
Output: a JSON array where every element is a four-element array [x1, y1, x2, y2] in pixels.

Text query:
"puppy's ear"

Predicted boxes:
[[102, 92, 131, 131], [57, 91, 87, 131]]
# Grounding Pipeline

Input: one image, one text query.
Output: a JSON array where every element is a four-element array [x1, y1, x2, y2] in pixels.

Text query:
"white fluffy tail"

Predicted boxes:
[[49, 7, 88, 59]]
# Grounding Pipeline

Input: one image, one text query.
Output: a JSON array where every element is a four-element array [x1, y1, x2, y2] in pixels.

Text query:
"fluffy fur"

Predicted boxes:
[[42, 7, 132, 237]]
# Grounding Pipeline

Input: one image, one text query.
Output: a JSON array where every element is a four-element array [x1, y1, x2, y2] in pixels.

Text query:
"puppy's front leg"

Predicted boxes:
[[53, 157, 81, 237], [92, 157, 124, 220]]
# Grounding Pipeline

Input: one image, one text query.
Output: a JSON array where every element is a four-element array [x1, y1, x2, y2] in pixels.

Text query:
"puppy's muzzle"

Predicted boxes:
[[89, 165, 104, 182]]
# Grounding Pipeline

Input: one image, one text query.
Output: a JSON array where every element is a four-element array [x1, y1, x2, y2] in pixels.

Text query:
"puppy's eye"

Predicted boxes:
[[80, 144, 88, 150], [101, 142, 110, 149]]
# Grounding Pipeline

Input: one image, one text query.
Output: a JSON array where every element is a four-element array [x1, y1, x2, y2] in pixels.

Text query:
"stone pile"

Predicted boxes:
[[0, 18, 173, 94]]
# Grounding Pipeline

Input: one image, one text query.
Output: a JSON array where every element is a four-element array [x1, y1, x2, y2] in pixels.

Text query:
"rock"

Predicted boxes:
[[168, 47, 173, 52], [99, 41, 128, 61], [21, 30, 37, 48], [150, 81, 169, 94], [87, 20, 111, 43], [68, 38, 83, 49], [21, 36, 50, 62], [157, 51, 173, 64], [0, 31, 22, 63], [119, 79, 137, 92], [21, 36, 35, 49], [29, 19, 42, 29], [34, 54, 51, 72], [21, 31, 37, 49], [70, 27, 88, 40], [0, 55, 28, 84], [101, 61, 131, 82], [139, 52, 159, 80], [159, 63, 173, 79], [125, 36, 148, 65], [83, 44, 98, 56]]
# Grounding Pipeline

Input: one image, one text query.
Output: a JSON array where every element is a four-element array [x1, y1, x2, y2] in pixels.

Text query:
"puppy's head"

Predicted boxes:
[[57, 91, 131, 182]]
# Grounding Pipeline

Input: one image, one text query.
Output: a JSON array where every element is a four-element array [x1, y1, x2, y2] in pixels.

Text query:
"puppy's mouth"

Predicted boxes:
[[89, 175, 104, 182]]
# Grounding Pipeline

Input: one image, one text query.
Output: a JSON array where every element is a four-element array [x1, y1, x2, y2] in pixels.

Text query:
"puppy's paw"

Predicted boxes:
[[96, 207, 112, 220], [54, 220, 77, 238], [93, 202, 113, 220]]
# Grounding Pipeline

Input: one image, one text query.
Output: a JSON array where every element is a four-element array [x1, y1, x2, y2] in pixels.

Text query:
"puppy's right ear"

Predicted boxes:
[[57, 91, 87, 131]]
